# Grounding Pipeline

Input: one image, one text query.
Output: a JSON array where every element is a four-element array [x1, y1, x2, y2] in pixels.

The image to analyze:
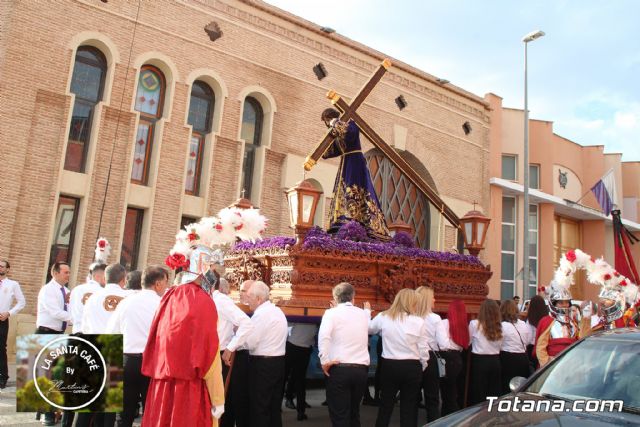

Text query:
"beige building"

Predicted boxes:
[[485, 93, 640, 302], [0, 0, 491, 350]]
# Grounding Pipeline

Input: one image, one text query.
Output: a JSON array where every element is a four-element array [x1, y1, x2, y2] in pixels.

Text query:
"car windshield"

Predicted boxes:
[[526, 338, 640, 411]]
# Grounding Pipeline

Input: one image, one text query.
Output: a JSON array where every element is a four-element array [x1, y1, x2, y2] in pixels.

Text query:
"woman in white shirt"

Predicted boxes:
[[468, 299, 503, 405], [369, 288, 428, 427], [499, 299, 531, 394], [435, 299, 469, 416], [415, 286, 442, 423]]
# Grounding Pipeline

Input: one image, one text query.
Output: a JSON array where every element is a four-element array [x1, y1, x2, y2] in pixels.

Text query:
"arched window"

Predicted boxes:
[[365, 149, 432, 248], [186, 81, 214, 195], [240, 97, 263, 199], [64, 46, 107, 173], [131, 65, 165, 185]]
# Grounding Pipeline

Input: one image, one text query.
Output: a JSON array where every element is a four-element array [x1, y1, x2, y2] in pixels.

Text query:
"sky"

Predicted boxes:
[[266, 0, 640, 161]]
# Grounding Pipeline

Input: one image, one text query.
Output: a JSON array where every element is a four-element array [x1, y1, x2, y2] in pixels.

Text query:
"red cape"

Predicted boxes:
[[142, 281, 219, 426]]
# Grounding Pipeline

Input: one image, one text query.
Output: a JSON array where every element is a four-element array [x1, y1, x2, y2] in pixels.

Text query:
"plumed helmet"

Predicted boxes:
[[598, 287, 625, 324], [547, 280, 572, 324]]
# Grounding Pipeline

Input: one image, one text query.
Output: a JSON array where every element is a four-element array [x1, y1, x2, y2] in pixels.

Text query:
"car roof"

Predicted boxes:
[[586, 327, 640, 341]]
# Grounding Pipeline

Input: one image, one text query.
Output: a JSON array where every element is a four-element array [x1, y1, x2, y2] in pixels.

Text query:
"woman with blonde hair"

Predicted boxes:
[[468, 299, 503, 404], [499, 299, 531, 394], [415, 286, 442, 422], [369, 288, 428, 427]]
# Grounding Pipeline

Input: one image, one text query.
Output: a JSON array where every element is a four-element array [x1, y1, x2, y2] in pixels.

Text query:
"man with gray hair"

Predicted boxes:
[[82, 263, 131, 334], [245, 281, 288, 427], [318, 282, 371, 427]]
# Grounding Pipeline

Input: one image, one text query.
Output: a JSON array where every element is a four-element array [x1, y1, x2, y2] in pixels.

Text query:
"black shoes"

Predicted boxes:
[[285, 398, 296, 410], [297, 413, 308, 421]]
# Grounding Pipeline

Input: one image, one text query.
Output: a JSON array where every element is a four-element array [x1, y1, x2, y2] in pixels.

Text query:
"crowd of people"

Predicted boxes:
[[0, 249, 635, 427]]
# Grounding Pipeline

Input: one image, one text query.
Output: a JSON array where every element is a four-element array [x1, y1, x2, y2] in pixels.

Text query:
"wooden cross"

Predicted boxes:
[[303, 59, 460, 227]]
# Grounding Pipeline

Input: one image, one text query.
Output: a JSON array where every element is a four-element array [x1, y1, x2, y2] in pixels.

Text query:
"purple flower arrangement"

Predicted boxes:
[[230, 222, 481, 266], [391, 231, 415, 248], [231, 236, 295, 252], [300, 235, 481, 265], [336, 221, 370, 242]]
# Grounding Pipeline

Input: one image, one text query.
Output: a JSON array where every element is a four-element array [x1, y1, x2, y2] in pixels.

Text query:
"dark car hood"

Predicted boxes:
[[428, 394, 639, 426]]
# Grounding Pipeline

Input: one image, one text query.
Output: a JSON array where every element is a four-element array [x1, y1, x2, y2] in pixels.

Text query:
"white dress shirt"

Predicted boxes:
[[288, 323, 317, 348], [106, 289, 161, 353], [469, 319, 503, 355], [0, 278, 26, 317], [500, 320, 531, 353], [69, 280, 102, 333], [245, 301, 288, 357], [423, 312, 442, 351], [369, 313, 429, 369], [36, 279, 72, 331], [212, 291, 253, 352], [435, 319, 463, 351], [82, 283, 131, 334], [318, 302, 371, 366]]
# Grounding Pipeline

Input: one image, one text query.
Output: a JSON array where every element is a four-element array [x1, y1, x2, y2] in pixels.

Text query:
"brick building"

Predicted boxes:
[[485, 93, 640, 303], [0, 0, 491, 347]]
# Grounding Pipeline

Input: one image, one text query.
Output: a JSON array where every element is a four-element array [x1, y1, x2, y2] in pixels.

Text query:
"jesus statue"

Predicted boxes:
[[320, 107, 390, 240]]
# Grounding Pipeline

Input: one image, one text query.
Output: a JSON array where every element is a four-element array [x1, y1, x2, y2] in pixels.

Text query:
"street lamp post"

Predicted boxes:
[[522, 30, 545, 300]]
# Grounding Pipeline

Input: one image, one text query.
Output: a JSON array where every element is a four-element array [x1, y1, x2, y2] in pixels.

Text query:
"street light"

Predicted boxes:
[[522, 29, 544, 300]]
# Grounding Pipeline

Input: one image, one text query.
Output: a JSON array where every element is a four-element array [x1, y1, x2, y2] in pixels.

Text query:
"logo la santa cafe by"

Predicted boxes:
[[33, 336, 107, 410]]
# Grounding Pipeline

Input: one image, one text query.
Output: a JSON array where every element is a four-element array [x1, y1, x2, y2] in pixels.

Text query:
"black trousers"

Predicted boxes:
[[249, 355, 285, 427], [75, 413, 116, 427], [376, 358, 421, 427], [220, 349, 251, 427], [35, 326, 63, 423], [115, 354, 149, 427], [499, 351, 530, 395], [439, 350, 463, 416], [469, 353, 501, 405], [326, 364, 368, 427], [0, 319, 8, 382], [422, 351, 441, 422], [283, 342, 312, 415]]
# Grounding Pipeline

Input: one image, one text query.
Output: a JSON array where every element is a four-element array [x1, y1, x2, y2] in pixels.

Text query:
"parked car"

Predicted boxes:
[[429, 328, 640, 426]]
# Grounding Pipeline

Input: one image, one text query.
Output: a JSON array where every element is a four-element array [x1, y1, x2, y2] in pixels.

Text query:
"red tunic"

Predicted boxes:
[[142, 281, 219, 427], [533, 315, 578, 361]]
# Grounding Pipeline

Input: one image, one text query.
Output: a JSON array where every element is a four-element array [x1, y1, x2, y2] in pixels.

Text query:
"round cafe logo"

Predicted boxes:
[[33, 336, 107, 410]]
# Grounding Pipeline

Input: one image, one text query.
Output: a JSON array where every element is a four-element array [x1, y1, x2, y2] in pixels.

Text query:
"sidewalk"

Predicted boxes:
[[0, 362, 406, 426]]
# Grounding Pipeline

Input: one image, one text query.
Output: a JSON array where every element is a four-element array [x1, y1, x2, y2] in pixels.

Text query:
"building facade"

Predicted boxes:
[[485, 93, 640, 302], [0, 0, 491, 350]]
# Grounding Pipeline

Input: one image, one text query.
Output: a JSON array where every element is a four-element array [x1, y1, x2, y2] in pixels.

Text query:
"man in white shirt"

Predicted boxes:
[[69, 263, 106, 333], [36, 262, 72, 334], [82, 263, 130, 334], [245, 281, 288, 427], [318, 282, 371, 427], [107, 265, 168, 427], [0, 259, 25, 389], [35, 261, 72, 426]]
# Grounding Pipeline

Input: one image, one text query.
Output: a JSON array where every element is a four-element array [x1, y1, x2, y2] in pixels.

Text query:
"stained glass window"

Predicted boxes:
[[64, 46, 107, 173], [131, 65, 165, 185], [185, 81, 214, 195], [240, 97, 263, 199], [366, 150, 431, 249]]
